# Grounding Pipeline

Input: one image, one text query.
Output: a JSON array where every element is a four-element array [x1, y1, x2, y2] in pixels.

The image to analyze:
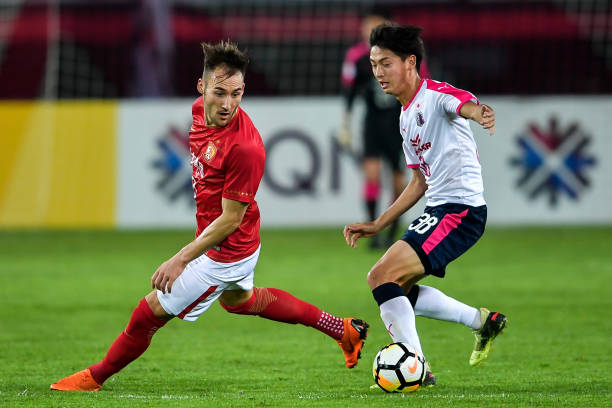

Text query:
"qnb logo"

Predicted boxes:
[[510, 117, 596, 206], [152, 125, 194, 206]]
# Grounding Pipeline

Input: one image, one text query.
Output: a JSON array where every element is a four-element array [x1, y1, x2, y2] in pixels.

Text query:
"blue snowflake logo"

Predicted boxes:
[[152, 125, 194, 206], [510, 117, 596, 206]]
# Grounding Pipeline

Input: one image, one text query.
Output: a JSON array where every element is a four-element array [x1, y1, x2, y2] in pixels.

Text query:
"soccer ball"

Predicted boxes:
[[372, 342, 425, 393]]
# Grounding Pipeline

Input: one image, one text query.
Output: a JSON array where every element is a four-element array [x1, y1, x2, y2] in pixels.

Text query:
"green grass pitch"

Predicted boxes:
[[1, 227, 611, 407]]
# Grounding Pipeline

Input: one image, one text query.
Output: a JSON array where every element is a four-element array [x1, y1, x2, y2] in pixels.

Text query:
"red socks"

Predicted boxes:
[[88, 289, 345, 385], [89, 298, 166, 385], [221, 287, 345, 340]]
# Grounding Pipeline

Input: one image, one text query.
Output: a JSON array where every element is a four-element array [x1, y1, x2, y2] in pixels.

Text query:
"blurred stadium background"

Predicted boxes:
[[1, 0, 611, 98], [1, 0, 611, 229]]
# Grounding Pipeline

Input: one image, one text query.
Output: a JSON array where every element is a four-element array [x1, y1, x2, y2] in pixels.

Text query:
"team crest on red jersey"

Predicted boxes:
[[203, 141, 217, 162]]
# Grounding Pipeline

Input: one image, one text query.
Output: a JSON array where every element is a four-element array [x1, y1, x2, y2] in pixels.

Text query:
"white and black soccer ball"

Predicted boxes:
[[372, 342, 425, 393]]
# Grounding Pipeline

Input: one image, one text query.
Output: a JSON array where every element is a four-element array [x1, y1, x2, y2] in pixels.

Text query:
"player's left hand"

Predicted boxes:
[[151, 255, 187, 294], [479, 104, 495, 135]]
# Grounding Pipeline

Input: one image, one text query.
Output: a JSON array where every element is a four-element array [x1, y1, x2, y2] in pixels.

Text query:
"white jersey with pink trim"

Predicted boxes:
[[399, 79, 486, 207]]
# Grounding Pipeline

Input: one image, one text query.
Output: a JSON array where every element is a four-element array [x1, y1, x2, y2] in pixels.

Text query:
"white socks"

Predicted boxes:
[[414, 285, 481, 330], [374, 282, 482, 361], [379, 295, 424, 357]]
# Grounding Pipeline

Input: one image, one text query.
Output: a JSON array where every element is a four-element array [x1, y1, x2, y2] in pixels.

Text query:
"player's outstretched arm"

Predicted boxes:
[[460, 102, 495, 135], [151, 198, 249, 294], [344, 169, 426, 248]]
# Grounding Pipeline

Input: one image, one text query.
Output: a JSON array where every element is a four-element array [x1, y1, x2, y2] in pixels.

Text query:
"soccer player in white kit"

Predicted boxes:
[[343, 23, 507, 386]]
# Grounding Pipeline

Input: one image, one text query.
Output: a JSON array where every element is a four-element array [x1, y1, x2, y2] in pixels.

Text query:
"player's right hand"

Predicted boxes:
[[337, 122, 352, 149], [480, 104, 495, 135], [151, 255, 187, 294], [343, 222, 379, 248]]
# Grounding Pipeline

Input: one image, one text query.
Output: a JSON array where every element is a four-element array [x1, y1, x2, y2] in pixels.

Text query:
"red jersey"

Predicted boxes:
[[189, 97, 265, 263]]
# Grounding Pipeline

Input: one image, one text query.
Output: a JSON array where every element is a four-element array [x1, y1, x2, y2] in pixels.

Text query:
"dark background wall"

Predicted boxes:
[[0, 0, 610, 99]]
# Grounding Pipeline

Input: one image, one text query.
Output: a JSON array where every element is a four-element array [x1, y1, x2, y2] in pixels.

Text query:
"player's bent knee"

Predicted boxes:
[[219, 289, 255, 314], [145, 291, 173, 321], [366, 261, 423, 290], [221, 300, 252, 315], [367, 264, 393, 289]]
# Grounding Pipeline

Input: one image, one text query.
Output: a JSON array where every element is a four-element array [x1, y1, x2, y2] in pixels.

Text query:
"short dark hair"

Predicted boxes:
[[369, 23, 425, 73], [200, 41, 249, 80]]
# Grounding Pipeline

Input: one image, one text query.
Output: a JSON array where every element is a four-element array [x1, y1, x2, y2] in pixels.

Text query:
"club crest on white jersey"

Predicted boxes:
[[415, 109, 425, 127]]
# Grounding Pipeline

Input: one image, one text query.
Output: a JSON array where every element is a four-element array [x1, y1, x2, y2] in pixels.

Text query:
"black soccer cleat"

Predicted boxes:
[[422, 361, 436, 388], [470, 308, 508, 366]]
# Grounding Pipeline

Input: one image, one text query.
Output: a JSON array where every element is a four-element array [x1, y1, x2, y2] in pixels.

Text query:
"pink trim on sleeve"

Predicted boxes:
[[406, 164, 420, 168], [455, 99, 474, 115], [426, 80, 478, 114]]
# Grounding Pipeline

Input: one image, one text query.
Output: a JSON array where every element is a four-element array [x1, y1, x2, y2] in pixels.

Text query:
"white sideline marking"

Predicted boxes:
[[413, 393, 510, 399], [114, 392, 512, 400], [116, 394, 195, 400], [300, 392, 511, 399]]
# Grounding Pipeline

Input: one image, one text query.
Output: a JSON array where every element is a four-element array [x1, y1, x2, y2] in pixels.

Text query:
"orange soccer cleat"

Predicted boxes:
[[50, 368, 102, 391], [336, 318, 369, 368]]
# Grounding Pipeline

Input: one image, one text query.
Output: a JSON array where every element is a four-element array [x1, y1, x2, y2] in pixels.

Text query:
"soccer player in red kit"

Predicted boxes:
[[51, 41, 369, 392]]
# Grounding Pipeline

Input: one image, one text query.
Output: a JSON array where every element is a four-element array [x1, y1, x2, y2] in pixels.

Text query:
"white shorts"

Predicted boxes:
[[157, 246, 260, 321]]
